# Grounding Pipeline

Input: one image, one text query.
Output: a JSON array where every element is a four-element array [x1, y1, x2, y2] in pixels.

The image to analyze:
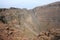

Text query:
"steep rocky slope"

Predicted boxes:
[[33, 1, 60, 31], [0, 1, 60, 40]]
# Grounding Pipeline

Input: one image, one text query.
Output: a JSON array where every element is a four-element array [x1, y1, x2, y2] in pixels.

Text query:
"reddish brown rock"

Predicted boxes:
[[0, 1, 60, 40]]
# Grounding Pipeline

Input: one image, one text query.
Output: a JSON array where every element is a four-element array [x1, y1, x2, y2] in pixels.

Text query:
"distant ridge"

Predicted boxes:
[[34, 1, 60, 9], [0, 1, 60, 40]]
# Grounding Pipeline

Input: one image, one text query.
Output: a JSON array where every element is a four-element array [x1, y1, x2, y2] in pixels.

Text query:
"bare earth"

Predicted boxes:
[[0, 1, 60, 40]]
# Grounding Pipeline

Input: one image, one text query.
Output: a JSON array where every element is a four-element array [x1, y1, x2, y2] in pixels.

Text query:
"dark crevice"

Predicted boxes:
[[0, 8, 7, 12], [54, 36, 60, 40], [0, 16, 7, 24]]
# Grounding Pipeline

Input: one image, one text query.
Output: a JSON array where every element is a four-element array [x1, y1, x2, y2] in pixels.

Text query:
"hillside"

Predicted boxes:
[[0, 1, 60, 40]]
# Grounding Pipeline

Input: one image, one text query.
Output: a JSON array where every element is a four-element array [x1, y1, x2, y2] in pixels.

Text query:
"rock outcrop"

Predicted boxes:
[[35, 28, 60, 40], [0, 1, 60, 40]]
